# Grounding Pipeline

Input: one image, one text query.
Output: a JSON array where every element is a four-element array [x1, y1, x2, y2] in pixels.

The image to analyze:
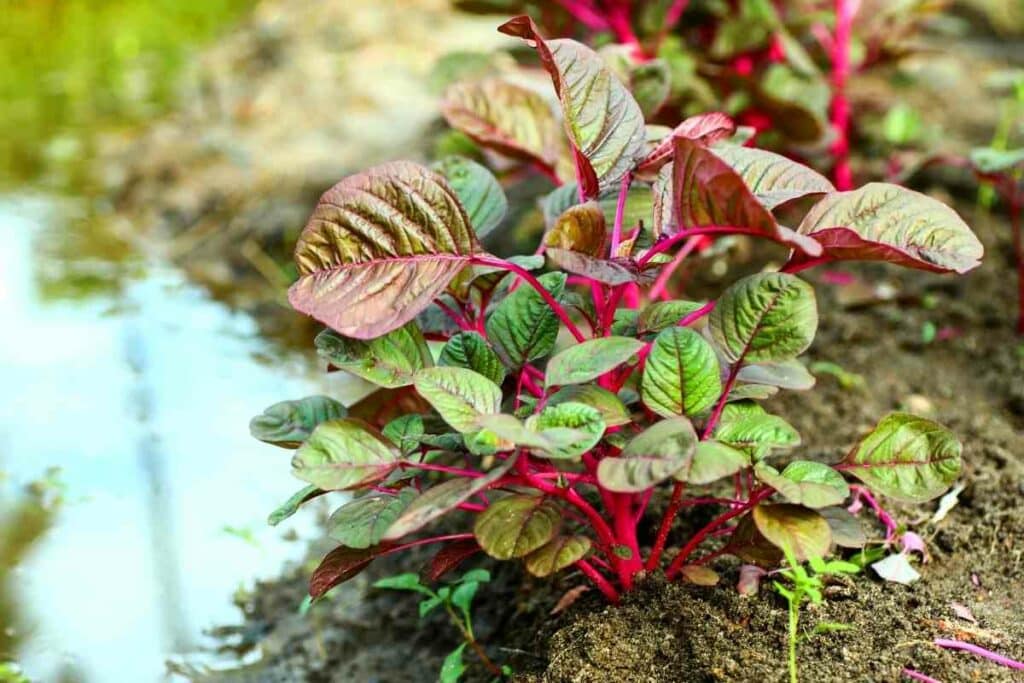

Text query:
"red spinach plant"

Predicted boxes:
[[252, 16, 982, 606]]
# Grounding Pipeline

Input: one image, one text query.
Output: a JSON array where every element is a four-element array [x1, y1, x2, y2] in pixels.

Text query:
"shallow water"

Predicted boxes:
[[0, 196, 357, 681]]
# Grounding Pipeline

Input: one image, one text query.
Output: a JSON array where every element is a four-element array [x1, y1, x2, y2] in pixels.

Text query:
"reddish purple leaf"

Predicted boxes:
[[309, 545, 386, 598], [636, 112, 736, 178], [423, 539, 482, 583]]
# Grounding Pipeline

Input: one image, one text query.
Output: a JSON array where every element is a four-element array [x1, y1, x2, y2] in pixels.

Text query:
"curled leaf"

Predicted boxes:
[[636, 112, 736, 177], [315, 324, 433, 389], [309, 545, 383, 598], [250, 396, 347, 448], [544, 202, 607, 257]]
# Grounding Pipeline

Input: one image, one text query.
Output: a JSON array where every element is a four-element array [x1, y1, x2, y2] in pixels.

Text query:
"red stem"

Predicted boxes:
[[639, 226, 773, 266], [645, 482, 685, 570], [576, 559, 621, 603], [830, 0, 855, 190], [649, 235, 702, 300]]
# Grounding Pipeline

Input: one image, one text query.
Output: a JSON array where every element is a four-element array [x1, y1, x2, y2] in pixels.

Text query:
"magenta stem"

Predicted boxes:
[[649, 235, 702, 300], [849, 485, 898, 541], [935, 639, 1024, 670], [901, 668, 941, 683], [576, 559, 621, 603], [610, 172, 633, 257], [830, 0, 855, 190]]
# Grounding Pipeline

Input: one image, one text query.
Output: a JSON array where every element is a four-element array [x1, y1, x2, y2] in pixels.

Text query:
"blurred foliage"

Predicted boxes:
[[0, 0, 255, 186]]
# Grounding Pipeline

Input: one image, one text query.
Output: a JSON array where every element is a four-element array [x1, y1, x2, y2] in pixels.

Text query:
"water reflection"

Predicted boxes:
[[0, 196, 353, 681]]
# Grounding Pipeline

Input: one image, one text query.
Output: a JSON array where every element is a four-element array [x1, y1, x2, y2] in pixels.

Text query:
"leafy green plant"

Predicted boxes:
[[373, 569, 507, 682], [252, 16, 980, 610], [772, 547, 859, 683]]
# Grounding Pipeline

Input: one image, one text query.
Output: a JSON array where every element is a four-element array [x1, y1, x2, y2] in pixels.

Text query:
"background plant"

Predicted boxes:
[[251, 15, 981, 610]]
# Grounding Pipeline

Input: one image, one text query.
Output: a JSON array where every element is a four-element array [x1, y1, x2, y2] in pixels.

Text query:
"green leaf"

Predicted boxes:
[[249, 396, 347, 448], [597, 417, 698, 492], [709, 272, 818, 364], [794, 183, 984, 274], [524, 535, 592, 577], [755, 461, 849, 509], [474, 494, 562, 560], [486, 271, 567, 368], [525, 402, 606, 460], [413, 367, 503, 433], [610, 309, 640, 337], [630, 59, 672, 119], [710, 144, 834, 209], [328, 488, 418, 549], [842, 413, 961, 503], [675, 440, 749, 485], [450, 580, 480, 615], [440, 643, 468, 683], [727, 384, 780, 402], [291, 419, 399, 491], [714, 402, 800, 457], [970, 146, 1024, 173], [289, 161, 482, 339], [752, 503, 832, 562], [736, 359, 816, 391], [499, 16, 646, 196], [637, 300, 705, 335], [546, 337, 645, 388], [383, 455, 518, 541], [315, 323, 433, 389], [547, 384, 631, 427], [441, 77, 569, 181], [641, 327, 722, 418], [382, 414, 426, 455], [372, 572, 430, 594], [433, 156, 508, 238], [309, 545, 383, 598], [439, 332, 506, 386], [267, 484, 325, 526]]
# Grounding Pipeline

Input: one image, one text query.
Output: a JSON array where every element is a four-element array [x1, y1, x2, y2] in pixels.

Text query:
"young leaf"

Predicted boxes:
[[842, 413, 961, 503], [675, 440, 749, 485], [543, 202, 607, 257], [268, 484, 325, 526], [383, 455, 517, 541], [525, 402, 606, 460], [413, 367, 503, 434], [752, 503, 832, 562], [597, 417, 698, 492], [793, 183, 983, 274], [309, 545, 383, 598], [372, 572, 430, 593], [756, 461, 850, 509], [736, 360, 816, 391], [546, 384, 631, 427], [440, 643, 468, 683], [328, 488, 418, 549], [499, 16, 646, 197], [441, 78, 567, 180], [714, 402, 800, 457], [641, 327, 722, 417], [249, 396, 347, 448], [433, 156, 508, 238], [545, 337, 645, 388], [288, 161, 482, 339], [637, 300, 705, 335], [710, 145, 835, 209], [709, 273, 818, 364], [315, 324, 433, 389], [524, 535, 592, 577], [474, 494, 562, 560], [291, 419, 400, 491], [636, 112, 736, 177], [486, 271, 567, 368], [439, 332, 506, 386]]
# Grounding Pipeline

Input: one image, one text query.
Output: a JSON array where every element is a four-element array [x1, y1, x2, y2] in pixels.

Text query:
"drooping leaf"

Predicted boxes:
[[641, 327, 722, 418], [736, 359, 816, 391], [524, 535, 592, 577], [289, 161, 482, 339], [635, 112, 736, 178], [674, 440, 749, 485], [710, 145, 835, 209], [291, 419, 400, 491], [439, 332, 506, 386], [842, 413, 961, 503], [714, 402, 800, 457], [671, 136, 822, 255], [752, 503, 832, 562], [597, 417, 698, 492], [541, 182, 654, 233], [433, 155, 508, 238], [793, 183, 983, 274], [819, 507, 866, 548], [441, 77, 566, 177], [250, 396, 348, 448], [309, 545, 383, 598], [755, 461, 850, 509], [543, 202, 607, 257], [268, 484, 326, 526], [499, 16, 646, 197], [383, 455, 517, 540], [726, 514, 783, 566], [486, 271, 567, 368], [637, 300, 705, 335], [525, 402, 606, 460], [424, 539, 483, 583], [545, 250, 645, 286], [546, 337, 645, 388], [328, 488, 418, 549], [474, 494, 562, 560], [709, 272, 818, 364], [315, 324, 433, 389], [546, 384, 631, 427], [413, 367, 503, 434]]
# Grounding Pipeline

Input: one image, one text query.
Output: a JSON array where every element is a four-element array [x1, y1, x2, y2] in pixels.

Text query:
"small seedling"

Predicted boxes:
[[773, 548, 860, 683], [373, 569, 507, 682]]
